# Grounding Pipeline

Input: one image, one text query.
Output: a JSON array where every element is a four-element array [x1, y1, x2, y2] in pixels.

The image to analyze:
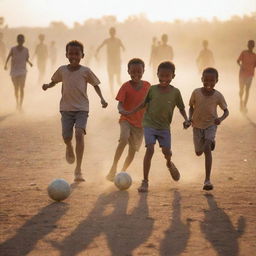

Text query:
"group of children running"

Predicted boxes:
[[41, 39, 229, 192], [6, 35, 256, 192]]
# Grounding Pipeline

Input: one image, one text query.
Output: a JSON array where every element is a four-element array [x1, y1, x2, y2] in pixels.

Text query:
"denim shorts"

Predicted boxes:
[[144, 127, 171, 149], [60, 111, 89, 139]]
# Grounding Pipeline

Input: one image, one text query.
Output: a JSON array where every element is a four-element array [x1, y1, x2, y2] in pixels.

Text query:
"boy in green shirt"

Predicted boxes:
[[123, 61, 190, 192]]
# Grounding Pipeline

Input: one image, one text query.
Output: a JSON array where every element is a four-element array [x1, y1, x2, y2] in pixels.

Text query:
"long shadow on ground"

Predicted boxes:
[[54, 190, 154, 256], [200, 194, 246, 256], [0, 202, 69, 256]]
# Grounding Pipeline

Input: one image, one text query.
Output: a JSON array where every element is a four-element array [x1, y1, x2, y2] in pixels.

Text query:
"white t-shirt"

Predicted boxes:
[[9, 46, 29, 77], [51, 65, 100, 111]]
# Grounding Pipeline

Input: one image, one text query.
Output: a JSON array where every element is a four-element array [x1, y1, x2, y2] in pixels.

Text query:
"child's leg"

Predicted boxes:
[[203, 140, 212, 182], [121, 146, 136, 172], [243, 78, 252, 110], [18, 75, 26, 109], [239, 77, 245, 109], [107, 121, 130, 179], [61, 112, 75, 164], [74, 127, 85, 174], [63, 136, 75, 164], [11, 77, 19, 109], [143, 144, 154, 181], [121, 125, 143, 172]]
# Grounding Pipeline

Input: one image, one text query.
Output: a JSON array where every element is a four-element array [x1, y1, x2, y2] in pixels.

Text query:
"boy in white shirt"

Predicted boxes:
[[43, 40, 108, 182]]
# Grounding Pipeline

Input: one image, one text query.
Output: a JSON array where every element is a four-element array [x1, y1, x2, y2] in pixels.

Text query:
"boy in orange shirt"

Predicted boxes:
[[106, 58, 150, 181]]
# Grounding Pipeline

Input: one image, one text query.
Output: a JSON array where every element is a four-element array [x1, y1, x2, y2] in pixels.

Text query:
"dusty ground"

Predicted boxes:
[[0, 68, 256, 256]]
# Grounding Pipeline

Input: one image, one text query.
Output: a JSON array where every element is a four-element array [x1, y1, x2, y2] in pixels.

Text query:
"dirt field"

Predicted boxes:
[[0, 68, 256, 256]]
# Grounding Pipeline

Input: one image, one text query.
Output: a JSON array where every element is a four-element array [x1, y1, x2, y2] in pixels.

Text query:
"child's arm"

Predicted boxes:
[[215, 108, 229, 125], [4, 51, 12, 70], [93, 85, 108, 108], [179, 108, 191, 129], [42, 81, 57, 91], [27, 59, 33, 67]]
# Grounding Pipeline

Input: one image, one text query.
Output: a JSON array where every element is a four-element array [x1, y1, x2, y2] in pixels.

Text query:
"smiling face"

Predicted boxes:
[[201, 72, 218, 92], [157, 68, 175, 87], [128, 63, 144, 83], [66, 45, 84, 66]]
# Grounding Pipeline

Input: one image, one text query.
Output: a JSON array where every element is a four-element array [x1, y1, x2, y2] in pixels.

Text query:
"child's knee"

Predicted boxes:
[[162, 147, 172, 157], [195, 151, 203, 156], [75, 127, 85, 139]]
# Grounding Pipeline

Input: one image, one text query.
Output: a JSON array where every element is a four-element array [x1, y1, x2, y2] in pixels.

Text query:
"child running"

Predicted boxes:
[[42, 40, 108, 182], [4, 34, 33, 111], [128, 61, 190, 192], [106, 58, 150, 181], [188, 67, 229, 190]]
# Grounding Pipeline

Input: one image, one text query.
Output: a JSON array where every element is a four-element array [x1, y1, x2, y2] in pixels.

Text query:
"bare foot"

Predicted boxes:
[[74, 168, 85, 182]]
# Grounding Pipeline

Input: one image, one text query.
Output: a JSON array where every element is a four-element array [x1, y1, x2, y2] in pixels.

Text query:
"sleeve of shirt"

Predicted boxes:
[[218, 93, 228, 110], [86, 68, 100, 86], [116, 83, 126, 103], [176, 89, 185, 110], [189, 90, 195, 107], [51, 67, 62, 83]]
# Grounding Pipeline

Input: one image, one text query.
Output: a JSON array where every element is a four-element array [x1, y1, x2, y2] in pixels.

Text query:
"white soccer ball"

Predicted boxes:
[[114, 172, 132, 190], [47, 178, 71, 201]]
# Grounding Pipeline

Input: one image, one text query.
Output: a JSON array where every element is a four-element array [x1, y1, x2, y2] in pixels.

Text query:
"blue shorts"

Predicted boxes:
[[60, 111, 89, 139], [144, 127, 171, 149]]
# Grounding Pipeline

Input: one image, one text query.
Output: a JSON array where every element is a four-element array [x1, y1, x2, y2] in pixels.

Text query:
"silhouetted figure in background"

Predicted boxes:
[[96, 27, 125, 96], [237, 40, 256, 113], [49, 40, 57, 71], [34, 34, 48, 83], [0, 32, 6, 66], [156, 34, 174, 65], [196, 40, 215, 73], [4, 34, 33, 112]]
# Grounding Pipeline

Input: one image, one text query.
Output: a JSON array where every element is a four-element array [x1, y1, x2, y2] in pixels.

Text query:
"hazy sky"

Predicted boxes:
[[1, 0, 255, 27]]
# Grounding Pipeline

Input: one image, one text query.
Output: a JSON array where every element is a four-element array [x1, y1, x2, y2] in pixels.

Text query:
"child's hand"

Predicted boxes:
[[42, 84, 49, 91], [214, 118, 221, 125], [183, 120, 191, 129], [4, 65, 7, 70], [101, 99, 108, 108]]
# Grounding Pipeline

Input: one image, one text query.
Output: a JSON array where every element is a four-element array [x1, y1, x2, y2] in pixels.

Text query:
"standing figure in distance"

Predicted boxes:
[[237, 40, 256, 113], [49, 40, 57, 71], [156, 34, 174, 65], [34, 34, 48, 83], [196, 40, 215, 74], [4, 34, 33, 111], [96, 27, 125, 96]]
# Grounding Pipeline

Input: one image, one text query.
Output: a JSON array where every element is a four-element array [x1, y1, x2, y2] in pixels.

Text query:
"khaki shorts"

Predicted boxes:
[[60, 111, 89, 139], [193, 125, 217, 153], [119, 120, 143, 151]]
